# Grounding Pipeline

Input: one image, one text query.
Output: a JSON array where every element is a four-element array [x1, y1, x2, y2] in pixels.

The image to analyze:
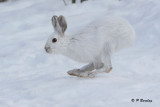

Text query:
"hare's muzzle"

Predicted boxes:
[[45, 46, 51, 53]]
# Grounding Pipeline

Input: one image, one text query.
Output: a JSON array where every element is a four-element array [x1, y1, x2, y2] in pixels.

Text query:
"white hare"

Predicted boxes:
[[45, 15, 136, 77]]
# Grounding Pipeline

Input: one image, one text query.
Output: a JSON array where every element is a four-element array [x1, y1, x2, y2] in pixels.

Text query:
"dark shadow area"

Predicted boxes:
[[0, 0, 7, 3], [72, 0, 88, 3]]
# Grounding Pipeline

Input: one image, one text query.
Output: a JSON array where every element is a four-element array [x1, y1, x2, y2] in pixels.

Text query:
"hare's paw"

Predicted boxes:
[[104, 67, 113, 73], [78, 71, 95, 78], [67, 69, 80, 76], [67, 69, 95, 78], [105, 67, 112, 73], [94, 67, 112, 74]]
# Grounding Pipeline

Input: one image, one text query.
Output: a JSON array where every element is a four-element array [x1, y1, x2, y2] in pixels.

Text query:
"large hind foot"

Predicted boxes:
[[67, 69, 95, 78]]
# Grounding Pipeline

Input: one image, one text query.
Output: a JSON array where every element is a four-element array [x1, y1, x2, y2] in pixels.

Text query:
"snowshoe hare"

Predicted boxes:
[[45, 15, 135, 78]]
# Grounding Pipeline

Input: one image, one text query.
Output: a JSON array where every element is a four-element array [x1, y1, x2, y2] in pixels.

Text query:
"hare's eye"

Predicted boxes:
[[52, 38, 57, 43]]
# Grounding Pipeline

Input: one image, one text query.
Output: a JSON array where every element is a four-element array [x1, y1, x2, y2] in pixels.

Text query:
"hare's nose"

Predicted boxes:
[[45, 46, 51, 53]]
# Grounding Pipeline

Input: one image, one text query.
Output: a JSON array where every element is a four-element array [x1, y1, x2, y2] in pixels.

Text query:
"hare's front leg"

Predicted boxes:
[[67, 63, 95, 78], [102, 43, 113, 73]]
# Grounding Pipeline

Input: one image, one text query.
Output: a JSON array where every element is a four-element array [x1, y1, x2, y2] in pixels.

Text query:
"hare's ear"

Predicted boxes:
[[58, 15, 67, 33], [52, 15, 58, 29]]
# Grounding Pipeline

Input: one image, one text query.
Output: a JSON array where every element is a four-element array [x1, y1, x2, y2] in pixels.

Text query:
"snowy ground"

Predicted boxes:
[[0, 0, 160, 107]]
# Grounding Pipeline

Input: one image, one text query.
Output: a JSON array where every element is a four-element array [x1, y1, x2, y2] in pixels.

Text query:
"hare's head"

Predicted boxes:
[[45, 15, 68, 54]]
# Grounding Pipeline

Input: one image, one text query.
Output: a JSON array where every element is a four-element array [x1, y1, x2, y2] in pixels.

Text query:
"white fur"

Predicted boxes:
[[45, 16, 136, 77]]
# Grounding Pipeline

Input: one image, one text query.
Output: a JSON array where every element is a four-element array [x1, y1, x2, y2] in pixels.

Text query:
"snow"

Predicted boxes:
[[0, 0, 160, 106]]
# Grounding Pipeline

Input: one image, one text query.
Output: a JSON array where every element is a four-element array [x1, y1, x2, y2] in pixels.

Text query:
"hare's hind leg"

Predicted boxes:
[[67, 63, 95, 78], [101, 43, 113, 73]]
